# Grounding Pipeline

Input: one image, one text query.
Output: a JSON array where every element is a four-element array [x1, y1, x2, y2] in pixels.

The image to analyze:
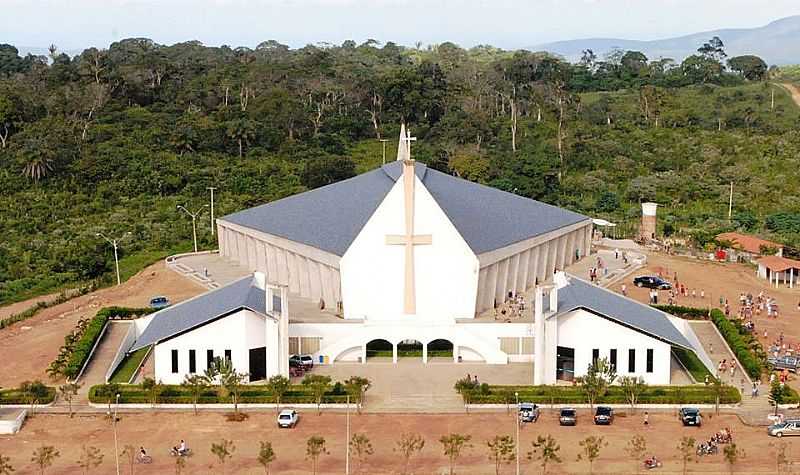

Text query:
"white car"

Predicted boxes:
[[278, 409, 298, 428]]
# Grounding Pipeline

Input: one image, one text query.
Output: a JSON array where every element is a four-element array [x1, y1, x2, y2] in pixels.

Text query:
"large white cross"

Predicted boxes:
[[385, 156, 431, 315]]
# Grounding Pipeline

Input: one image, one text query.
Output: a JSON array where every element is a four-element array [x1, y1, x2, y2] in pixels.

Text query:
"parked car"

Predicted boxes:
[[149, 296, 170, 309], [768, 356, 799, 373], [519, 403, 540, 423], [559, 408, 577, 426], [290, 354, 314, 369], [679, 407, 702, 426], [768, 420, 800, 437], [594, 406, 614, 425], [277, 409, 298, 428], [633, 276, 672, 290]]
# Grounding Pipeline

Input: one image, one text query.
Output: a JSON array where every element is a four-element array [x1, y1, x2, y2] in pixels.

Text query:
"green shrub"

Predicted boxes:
[[88, 383, 351, 404], [651, 305, 709, 320], [709, 309, 763, 379], [470, 385, 740, 405], [0, 386, 56, 405]]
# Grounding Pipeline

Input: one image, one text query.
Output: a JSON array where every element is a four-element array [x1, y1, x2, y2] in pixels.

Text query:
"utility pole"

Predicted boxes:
[[346, 394, 350, 475], [177, 205, 208, 253], [728, 182, 733, 221], [113, 393, 120, 475], [96, 232, 132, 286], [515, 391, 520, 475], [379, 139, 389, 165], [207, 187, 217, 236]]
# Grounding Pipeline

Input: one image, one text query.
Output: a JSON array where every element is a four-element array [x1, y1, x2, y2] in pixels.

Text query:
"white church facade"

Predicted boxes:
[[128, 127, 712, 386]]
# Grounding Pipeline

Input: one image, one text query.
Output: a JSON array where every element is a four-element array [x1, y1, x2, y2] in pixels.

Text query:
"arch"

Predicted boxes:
[[365, 339, 393, 359], [333, 345, 362, 362], [396, 339, 423, 358], [426, 339, 454, 358]]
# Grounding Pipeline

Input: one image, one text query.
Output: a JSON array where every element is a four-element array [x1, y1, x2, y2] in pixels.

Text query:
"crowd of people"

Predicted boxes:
[[494, 292, 527, 321]]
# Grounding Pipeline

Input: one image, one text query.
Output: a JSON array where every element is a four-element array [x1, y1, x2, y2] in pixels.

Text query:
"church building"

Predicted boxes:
[[129, 127, 712, 386]]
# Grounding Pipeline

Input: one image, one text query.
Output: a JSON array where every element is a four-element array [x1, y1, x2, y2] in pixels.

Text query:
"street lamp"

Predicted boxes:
[[379, 139, 389, 165], [207, 187, 217, 236], [515, 391, 520, 475], [345, 394, 350, 475], [113, 393, 120, 475], [96, 232, 132, 286], [177, 205, 208, 253]]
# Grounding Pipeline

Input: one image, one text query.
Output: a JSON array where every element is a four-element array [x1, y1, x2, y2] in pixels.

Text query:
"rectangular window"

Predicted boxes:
[[628, 349, 636, 373], [646, 349, 654, 373], [225, 349, 232, 361], [171, 349, 179, 373], [609, 349, 617, 371], [207, 350, 214, 370], [520, 337, 534, 355], [188, 350, 196, 373], [592, 349, 599, 366], [499, 337, 518, 354]]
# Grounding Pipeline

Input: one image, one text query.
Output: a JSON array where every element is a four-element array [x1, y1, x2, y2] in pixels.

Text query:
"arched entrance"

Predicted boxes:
[[427, 339, 454, 363], [365, 339, 393, 360], [396, 339, 424, 359]]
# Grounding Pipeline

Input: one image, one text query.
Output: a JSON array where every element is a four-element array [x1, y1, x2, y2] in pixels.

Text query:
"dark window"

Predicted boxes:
[[207, 350, 214, 370], [646, 349, 654, 373], [609, 349, 617, 371], [171, 349, 179, 373], [225, 349, 232, 361], [592, 349, 599, 366], [189, 350, 196, 373], [628, 349, 636, 373], [272, 294, 282, 313]]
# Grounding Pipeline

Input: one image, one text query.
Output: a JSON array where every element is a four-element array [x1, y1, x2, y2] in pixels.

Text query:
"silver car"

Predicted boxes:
[[768, 420, 800, 437]]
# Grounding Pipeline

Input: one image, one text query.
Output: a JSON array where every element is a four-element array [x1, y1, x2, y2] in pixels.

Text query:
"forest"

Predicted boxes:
[[0, 36, 798, 305]]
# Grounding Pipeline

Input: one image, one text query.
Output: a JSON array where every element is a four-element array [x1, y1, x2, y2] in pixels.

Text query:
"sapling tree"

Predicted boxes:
[[349, 433, 374, 473], [31, 446, 59, 475], [528, 435, 561, 475], [58, 382, 81, 418], [266, 375, 290, 413], [257, 441, 276, 475], [302, 375, 332, 415], [439, 433, 472, 475], [576, 357, 616, 411], [676, 436, 695, 475], [576, 436, 607, 475], [306, 435, 328, 475], [0, 453, 14, 475], [76, 446, 103, 475], [723, 443, 745, 475], [624, 434, 647, 474], [210, 439, 235, 475], [344, 376, 372, 413], [486, 435, 515, 475], [619, 376, 646, 412], [395, 432, 425, 475]]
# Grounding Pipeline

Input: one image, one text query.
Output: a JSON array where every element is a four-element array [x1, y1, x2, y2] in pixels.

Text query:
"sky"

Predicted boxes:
[[3, 0, 800, 51]]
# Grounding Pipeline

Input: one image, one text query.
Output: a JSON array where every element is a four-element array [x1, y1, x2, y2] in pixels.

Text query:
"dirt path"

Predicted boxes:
[[778, 82, 800, 107], [0, 292, 64, 320], [0, 262, 204, 387]]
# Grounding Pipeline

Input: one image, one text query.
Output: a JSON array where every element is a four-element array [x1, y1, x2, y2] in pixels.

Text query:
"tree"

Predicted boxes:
[[698, 36, 727, 62], [576, 357, 617, 411], [528, 435, 561, 475], [576, 436, 607, 475], [676, 436, 695, 475], [302, 374, 332, 415], [257, 441, 276, 475], [727, 55, 768, 81], [349, 433, 374, 474], [31, 446, 59, 475], [439, 433, 472, 475], [454, 376, 478, 413], [76, 446, 103, 475], [120, 445, 137, 475], [266, 375, 290, 413], [207, 357, 248, 415], [181, 374, 209, 416], [225, 118, 256, 157], [619, 376, 646, 412], [20, 380, 49, 413], [306, 435, 328, 475], [770, 440, 789, 474], [0, 454, 13, 475], [723, 443, 745, 474], [141, 377, 163, 406], [624, 435, 647, 475], [486, 435, 515, 475], [58, 382, 81, 418], [710, 376, 726, 415], [769, 380, 790, 416], [344, 376, 372, 413], [210, 439, 235, 475], [395, 432, 425, 475], [174, 454, 188, 475]]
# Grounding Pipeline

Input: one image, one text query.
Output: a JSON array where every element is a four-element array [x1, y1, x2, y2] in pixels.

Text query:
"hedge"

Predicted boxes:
[[673, 347, 712, 382], [64, 306, 155, 379], [471, 385, 741, 405], [89, 383, 350, 404], [0, 387, 57, 405], [651, 305, 709, 320], [709, 309, 763, 379]]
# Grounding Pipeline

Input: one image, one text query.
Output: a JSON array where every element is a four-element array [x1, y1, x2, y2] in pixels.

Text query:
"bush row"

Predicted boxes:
[[63, 306, 155, 379], [0, 386, 57, 405], [709, 309, 763, 379], [89, 383, 350, 405], [651, 305, 709, 320], [471, 385, 741, 405]]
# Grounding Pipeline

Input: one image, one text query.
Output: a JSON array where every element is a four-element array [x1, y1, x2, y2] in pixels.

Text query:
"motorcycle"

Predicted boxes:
[[696, 442, 718, 456], [643, 458, 662, 470], [169, 447, 192, 457]]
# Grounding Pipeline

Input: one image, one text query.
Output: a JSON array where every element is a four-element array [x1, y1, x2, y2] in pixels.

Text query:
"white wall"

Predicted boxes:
[[341, 174, 479, 321], [557, 309, 672, 385], [153, 309, 268, 385]]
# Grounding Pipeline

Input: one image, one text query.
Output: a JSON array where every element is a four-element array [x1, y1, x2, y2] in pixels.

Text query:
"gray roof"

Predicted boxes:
[[556, 277, 693, 349], [220, 161, 588, 256], [131, 276, 268, 351]]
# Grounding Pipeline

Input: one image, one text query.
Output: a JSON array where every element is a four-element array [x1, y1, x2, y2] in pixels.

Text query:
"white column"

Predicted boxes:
[[518, 249, 531, 292], [423, 344, 428, 364], [533, 287, 545, 385], [362, 345, 367, 364], [510, 254, 520, 297], [453, 344, 459, 363], [392, 343, 398, 364]]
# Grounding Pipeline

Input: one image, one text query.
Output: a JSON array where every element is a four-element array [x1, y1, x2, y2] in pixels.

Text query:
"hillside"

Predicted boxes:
[[532, 16, 800, 65]]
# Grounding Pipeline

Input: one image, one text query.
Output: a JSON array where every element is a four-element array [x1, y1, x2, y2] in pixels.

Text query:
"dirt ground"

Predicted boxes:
[[0, 410, 792, 474], [0, 262, 205, 387]]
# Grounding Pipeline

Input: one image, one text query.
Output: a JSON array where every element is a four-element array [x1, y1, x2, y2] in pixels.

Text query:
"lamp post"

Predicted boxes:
[[96, 232, 132, 286], [177, 205, 208, 253], [379, 139, 389, 165], [113, 393, 120, 475], [345, 394, 351, 475], [207, 187, 217, 236], [515, 391, 520, 475]]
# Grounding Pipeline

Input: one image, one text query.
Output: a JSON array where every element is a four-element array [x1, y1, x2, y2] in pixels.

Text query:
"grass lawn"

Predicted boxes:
[[673, 347, 713, 382], [109, 347, 151, 383]]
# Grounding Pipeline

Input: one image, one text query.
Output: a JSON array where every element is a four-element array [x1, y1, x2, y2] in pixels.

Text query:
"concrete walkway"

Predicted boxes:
[[77, 321, 131, 393]]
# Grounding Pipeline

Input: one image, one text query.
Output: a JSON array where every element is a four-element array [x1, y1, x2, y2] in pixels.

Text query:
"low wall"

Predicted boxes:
[[0, 409, 26, 434], [104, 323, 137, 382]]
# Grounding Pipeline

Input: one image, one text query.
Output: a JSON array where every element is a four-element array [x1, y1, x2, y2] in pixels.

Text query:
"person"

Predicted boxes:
[[173, 440, 187, 456], [704, 375, 709, 386], [621, 284, 627, 296], [139, 447, 148, 460], [643, 411, 649, 426]]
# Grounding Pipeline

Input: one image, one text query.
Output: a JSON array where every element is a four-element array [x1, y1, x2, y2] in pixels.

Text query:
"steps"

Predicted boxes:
[[77, 321, 132, 390]]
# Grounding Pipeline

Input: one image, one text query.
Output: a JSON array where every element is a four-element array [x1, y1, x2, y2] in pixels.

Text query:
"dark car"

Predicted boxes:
[[633, 276, 672, 290], [679, 407, 702, 426], [594, 406, 614, 425], [768, 356, 799, 373], [559, 408, 577, 426], [149, 296, 170, 309]]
